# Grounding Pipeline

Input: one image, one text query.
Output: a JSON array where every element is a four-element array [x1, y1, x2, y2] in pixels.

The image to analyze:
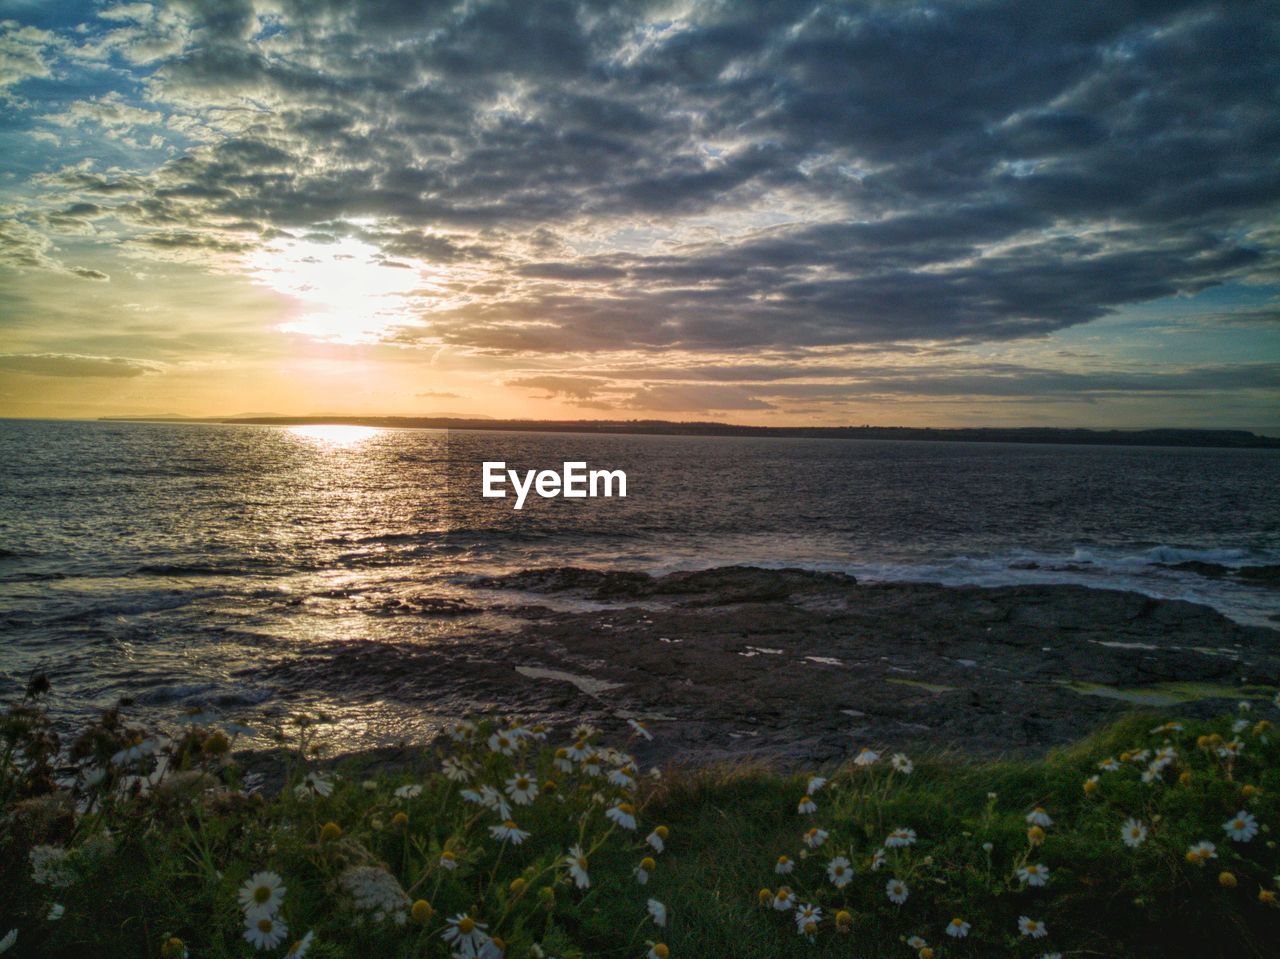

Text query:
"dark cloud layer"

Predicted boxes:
[[0, 352, 159, 377], [6, 0, 1280, 366]]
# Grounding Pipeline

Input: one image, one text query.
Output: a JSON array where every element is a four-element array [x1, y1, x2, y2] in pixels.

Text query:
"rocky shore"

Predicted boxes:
[[253, 566, 1280, 768]]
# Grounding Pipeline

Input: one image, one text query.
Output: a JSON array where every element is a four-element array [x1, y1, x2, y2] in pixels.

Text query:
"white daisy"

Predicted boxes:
[[488, 731, 518, 756], [244, 914, 288, 951], [797, 795, 817, 814], [773, 887, 797, 910], [885, 827, 916, 848], [802, 827, 829, 849], [439, 851, 458, 871], [885, 878, 909, 904], [646, 829, 666, 853], [891, 753, 914, 774], [442, 914, 489, 954], [294, 772, 333, 799], [775, 855, 794, 875], [906, 935, 927, 949], [1025, 807, 1052, 827], [566, 845, 590, 889], [447, 720, 476, 742], [629, 719, 654, 740], [441, 757, 474, 782], [1223, 810, 1259, 842], [566, 739, 593, 761], [1017, 863, 1050, 886], [489, 820, 530, 845], [794, 903, 822, 931], [1099, 757, 1121, 772], [238, 871, 286, 919], [1186, 840, 1217, 863], [870, 847, 886, 871], [826, 856, 853, 888], [607, 768, 636, 789], [47, 903, 64, 921], [606, 802, 638, 830], [647, 898, 667, 927], [853, 747, 879, 766], [394, 784, 423, 800], [505, 773, 538, 805], [1018, 916, 1048, 938], [1121, 818, 1148, 848], [284, 931, 314, 958], [807, 775, 828, 793], [946, 917, 970, 938]]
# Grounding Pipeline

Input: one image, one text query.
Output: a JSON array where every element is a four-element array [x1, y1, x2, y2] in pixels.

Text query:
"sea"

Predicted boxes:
[[2, 419, 1277, 743]]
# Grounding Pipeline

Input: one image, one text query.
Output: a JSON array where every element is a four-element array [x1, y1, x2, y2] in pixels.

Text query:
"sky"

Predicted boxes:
[[1, 0, 1278, 430]]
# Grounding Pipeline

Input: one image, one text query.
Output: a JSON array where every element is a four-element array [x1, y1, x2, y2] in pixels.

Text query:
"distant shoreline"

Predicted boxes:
[[92, 414, 1280, 449]]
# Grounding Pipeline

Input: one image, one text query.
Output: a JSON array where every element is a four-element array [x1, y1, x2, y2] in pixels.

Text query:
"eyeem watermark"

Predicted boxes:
[[482, 461, 627, 510]]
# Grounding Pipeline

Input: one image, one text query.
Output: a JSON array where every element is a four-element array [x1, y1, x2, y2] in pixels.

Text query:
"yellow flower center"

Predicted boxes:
[[457, 917, 475, 934], [257, 918, 273, 933], [503, 819, 517, 829], [254, 887, 270, 903]]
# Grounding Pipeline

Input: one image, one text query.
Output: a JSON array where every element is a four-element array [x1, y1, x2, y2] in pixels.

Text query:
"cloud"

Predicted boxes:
[[0, 352, 160, 377], [2, 0, 1278, 365]]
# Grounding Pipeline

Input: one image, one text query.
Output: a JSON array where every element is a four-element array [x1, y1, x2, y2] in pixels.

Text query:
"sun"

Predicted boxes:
[[244, 235, 426, 344]]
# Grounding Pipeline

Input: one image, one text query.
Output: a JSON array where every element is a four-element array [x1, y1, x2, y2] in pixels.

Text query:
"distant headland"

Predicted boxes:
[[96, 415, 1280, 449]]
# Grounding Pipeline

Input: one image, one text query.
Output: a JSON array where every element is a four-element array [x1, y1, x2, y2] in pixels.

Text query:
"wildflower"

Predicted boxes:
[[1018, 916, 1048, 938], [1027, 825, 1046, 846], [29, 845, 73, 888], [47, 903, 64, 921], [1121, 819, 1148, 848], [284, 931, 314, 958], [1242, 784, 1262, 799], [566, 739, 593, 761], [871, 847, 887, 870], [1083, 775, 1100, 796], [885, 827, 917, 848], [488, 731, 518, 755], [803, 827, 829, 849], [1026, 807, 1053, 828], [442, 757, 474, 782], [775, 855, 794, 875], [647, 825, 668, 852], [891, 753, 914, 774], [946, 917, 971, 939], [794, 902, 822, 933], [1186, 841, 1217, 864], [412, 900, 434, 924], [835, 910, 853, 933], [295, 772, 333, 798], [244, 914, 288, 951], [320, 821, 342, 842], [1219, 871, 1238, 888], [647, 944, 669, 959], [1224, 810, 1259, 842], [886, 878, 909, 904], [339, 865, 411, 924], [773, 887, 797, 910], [827, 856, 853, 888], [629, 719, 654, 740], [648, 898, 667, 927], [442, 914, 489, 954], [439, 850, 458, 870], [110, 736, 159, 766], [1218, 739, 1244, 760], [636, 856, 656, 884], [489, 820, 530, 845], [854, 747, 879, 766], [505, 773, 538, 805], [797, 795, 817, 814], [566, 845, 590, 889], [1099, 757, 1121, 772], [479, 785, 513, 820], [160, 937, 187, 959], [238, 871, 286, 919], [807, 775, 828, 793], [391, 811, 409, 828], [509, 877, 526, 896], [447, 720, 476, 742], [906, 936, 927, 950], [608, 768, 636, 789], [1018, 863, 1050, 886], [607, 801, 638, 830], [1259, 889, 1277, 905], [394, 784, 423, 799]]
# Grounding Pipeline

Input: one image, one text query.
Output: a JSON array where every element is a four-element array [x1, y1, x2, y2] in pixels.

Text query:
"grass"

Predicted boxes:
[[2, 678, 1279, 959]]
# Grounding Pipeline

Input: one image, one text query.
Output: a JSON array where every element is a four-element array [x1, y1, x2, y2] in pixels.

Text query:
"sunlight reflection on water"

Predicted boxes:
[[287, 424, 385, 447]]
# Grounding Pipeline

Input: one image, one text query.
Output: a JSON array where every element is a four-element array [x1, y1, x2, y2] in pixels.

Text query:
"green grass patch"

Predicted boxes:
[[2, 684, 1279, 958]]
